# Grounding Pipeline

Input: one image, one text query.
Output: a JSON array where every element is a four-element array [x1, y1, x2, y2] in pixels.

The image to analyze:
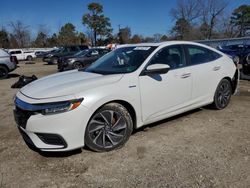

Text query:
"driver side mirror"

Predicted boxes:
[[142, 64, 170, 75]]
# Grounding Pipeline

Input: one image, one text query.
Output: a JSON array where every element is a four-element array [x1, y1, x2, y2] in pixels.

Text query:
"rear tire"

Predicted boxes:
[[0, 66, 8, 79], [85, 103, 133, 152], [27, 56, 33, 61], [212, 79, 232, 110]]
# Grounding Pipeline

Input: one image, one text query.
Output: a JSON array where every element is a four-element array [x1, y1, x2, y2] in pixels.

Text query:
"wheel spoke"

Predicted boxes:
[[113, 123, 126, 132], [100, 112, 110, 125], [90, 119, 105, 125], [106, 133, 118, 146], [112, 116, 121, 128], [102, 130, 106, 147], [109, 110, 114, 125], [89, 125, 105, 133], [108, 131, 124, 138], [93, 130, 103, 145]]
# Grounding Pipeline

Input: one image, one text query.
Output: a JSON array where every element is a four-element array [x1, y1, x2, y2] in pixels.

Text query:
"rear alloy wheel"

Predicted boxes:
[[73, 62, 83, 69], [0, 66, 8, 79], [212, 79, 232, 110], [85, 103, 133, 152]]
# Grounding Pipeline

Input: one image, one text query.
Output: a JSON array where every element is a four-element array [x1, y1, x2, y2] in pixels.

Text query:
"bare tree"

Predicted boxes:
[[170, 0, 202, 23], [200, 0, 228, 39], [153, 33, 163, 42], [8, 20, 31, 48]]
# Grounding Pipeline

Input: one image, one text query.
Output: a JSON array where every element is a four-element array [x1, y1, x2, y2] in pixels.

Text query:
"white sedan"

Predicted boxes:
[[14, 41, 238, 152]]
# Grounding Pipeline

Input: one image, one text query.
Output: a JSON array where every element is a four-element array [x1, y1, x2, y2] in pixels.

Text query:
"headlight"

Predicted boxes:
[[68, 58, 75, 63], [42, 99, 83, 115]]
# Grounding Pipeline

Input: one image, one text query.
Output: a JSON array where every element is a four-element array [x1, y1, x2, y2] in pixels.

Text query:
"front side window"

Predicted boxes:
[[10, 51, 21, 54], [148, 45, 186, 69], [74, 50, 89, 57], [99, 49, 110, 55], [85, 46, 157, 75], [186, 45, 222, 65]]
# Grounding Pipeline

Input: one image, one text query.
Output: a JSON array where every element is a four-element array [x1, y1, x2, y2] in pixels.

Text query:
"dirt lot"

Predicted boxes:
[[0, 61, 250, 188]]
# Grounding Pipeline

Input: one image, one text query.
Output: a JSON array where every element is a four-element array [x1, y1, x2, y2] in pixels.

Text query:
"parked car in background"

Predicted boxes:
[[35, 50, 49, 58], [35, 49, 58, 59], [0, 49, 18, 79], [13, 41, 238, 152], [43, 45, 89, 64], [217, 44, 250, 75], [8, 49, 36, 61], [57, 48, 111, 71]]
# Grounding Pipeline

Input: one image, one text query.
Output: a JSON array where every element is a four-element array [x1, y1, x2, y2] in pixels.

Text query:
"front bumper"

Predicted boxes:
[[42, 57, 54, 63], [8, 61, 17, 72], [57, 61, 73, 71], [13, 97, 92, 152]]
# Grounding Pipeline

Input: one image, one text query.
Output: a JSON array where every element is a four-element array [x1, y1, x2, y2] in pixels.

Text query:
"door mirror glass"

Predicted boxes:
[[143, 64, 170, 75]]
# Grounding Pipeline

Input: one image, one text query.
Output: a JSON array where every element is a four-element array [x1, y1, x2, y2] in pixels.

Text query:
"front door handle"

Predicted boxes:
[[213, 66, 221, 71], [181, 73, 191, 78]]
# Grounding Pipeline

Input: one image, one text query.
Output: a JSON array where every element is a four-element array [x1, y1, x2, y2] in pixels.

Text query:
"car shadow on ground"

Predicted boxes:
[[134, 108, 202, 134], [43, 63, 56, 66], [25, 61, 36, 64], [7, 73, 20, 79], [38, 149, 83, 158]]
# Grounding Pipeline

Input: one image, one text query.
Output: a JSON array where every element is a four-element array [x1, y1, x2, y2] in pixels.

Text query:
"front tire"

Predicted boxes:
[[73, 62, 83, 69], [49, 57, 58, 65], [212, 79, 232, 110], [0, 66, 8, 79], [85, 103, 133, 152]]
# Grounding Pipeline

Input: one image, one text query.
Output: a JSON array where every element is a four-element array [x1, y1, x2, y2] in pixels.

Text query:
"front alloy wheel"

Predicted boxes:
[[85, 103, 133, 152], [213, 79, 232, 110]]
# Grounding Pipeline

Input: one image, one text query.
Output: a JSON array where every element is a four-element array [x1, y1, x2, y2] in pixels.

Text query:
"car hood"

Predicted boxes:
[[20, 70, 123, 99]]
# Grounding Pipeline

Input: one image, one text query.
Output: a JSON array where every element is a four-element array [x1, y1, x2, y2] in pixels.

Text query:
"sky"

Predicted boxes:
[[0, 0, 249, 38]]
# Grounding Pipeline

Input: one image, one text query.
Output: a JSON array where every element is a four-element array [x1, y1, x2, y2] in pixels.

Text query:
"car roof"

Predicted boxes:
[[8, 49, 22, 51], [120, 41, 210, 47]]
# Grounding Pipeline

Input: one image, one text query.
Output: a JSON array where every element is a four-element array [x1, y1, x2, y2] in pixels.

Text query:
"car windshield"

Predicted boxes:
[[84, 46, 156, 75], [51, 48, 62, 53], [74, 50, 89, 57]]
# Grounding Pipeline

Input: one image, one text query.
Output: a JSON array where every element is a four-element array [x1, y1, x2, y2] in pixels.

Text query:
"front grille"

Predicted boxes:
[[36, 133, 67, 148], [14, 107, 34, 129]]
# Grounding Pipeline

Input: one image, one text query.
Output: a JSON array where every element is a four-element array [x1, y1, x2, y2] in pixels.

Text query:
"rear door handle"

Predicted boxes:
[[213, 66, 221, 71], [181, 73, 191, 78]]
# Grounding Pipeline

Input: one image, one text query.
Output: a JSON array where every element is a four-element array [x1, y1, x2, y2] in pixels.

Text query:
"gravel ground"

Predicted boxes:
[[0, 61, 250, 188]]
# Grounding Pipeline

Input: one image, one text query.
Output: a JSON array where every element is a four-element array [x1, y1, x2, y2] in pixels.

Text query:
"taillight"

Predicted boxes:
[[10, 56, 14, 62], [10, 56, 18, 64]]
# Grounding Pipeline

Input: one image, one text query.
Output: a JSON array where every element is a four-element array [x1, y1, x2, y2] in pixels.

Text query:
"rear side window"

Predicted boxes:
[[185, 45, 222, 65]]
